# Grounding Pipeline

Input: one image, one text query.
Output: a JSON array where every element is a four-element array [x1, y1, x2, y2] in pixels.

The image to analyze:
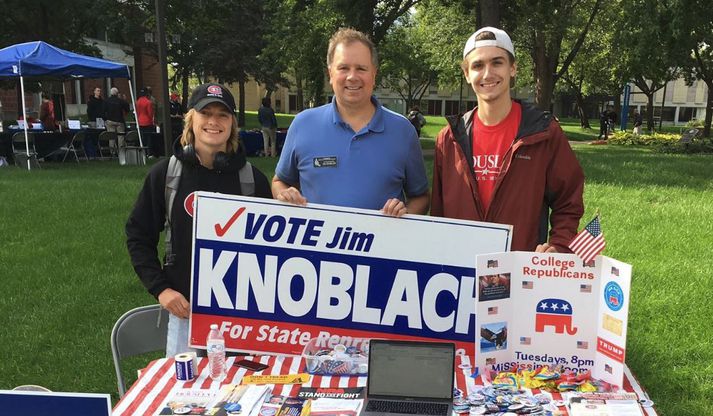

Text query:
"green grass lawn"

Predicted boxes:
[[420, 115, 602, 141], [1, 145, 712, 415], [241, 111, 295, 131]]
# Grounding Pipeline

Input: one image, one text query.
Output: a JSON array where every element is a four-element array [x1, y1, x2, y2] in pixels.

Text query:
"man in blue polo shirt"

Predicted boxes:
[[272, 28, 429, 217]]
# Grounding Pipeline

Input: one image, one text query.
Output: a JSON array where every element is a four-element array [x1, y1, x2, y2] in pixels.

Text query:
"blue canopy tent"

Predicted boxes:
[[0, 41, 143, 169]]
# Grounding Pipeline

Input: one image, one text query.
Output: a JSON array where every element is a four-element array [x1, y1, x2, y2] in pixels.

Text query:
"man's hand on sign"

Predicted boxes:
[[272, 177, 308, 206], [535, 243, 558, 253], [276, 186, 308, 206], [158, 288, 190, 319], [381, 198, 408, 217]]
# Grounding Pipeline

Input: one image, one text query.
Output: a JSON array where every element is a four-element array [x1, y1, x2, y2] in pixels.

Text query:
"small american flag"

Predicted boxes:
[[520, 337, 531, 345], [577, 341, 589, 349], [611, 266, 620, 276], [569, 215, 606, 263], [487, 260, 498, 268], [323, 360, 352, 375], [605, 364, 613, 374], [580, 284, 592, 293], [486, 358, 496, 365], [488, 306, 498, 315], [522, 281, 533, 289]]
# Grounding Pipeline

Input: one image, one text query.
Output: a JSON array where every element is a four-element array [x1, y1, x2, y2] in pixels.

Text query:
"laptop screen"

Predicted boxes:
[[367, 340, 455, 400], [0, 390, 112, 416]]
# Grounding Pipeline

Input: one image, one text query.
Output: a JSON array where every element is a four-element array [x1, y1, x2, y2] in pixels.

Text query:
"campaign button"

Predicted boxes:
[[469, 406, 486, 415]]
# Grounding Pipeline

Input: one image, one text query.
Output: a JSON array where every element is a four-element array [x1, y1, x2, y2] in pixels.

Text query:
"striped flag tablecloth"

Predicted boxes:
[[113, 355, 657, 416]]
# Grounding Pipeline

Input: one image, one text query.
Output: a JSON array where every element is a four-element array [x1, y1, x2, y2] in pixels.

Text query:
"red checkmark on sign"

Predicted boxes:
[[214, 207, 246, 237]]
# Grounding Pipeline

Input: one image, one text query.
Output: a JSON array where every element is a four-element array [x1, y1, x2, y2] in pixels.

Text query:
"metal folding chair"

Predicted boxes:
[[11, 131, 40, 169], [61, 130, 87, 162], [124, 130, 148, 165], [110, 305, 168, 397], [97, 131, 117, 159]]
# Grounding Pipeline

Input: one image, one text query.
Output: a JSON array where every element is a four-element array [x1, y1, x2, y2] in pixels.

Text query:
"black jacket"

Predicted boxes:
[[126, 146, 272, 300], [104, 96, 130, 123], [87, 96, 105, 121]]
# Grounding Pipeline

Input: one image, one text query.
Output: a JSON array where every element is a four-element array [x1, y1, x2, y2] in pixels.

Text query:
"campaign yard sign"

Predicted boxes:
[[474, 252, 632, 388], [188, 193, 512, 357]]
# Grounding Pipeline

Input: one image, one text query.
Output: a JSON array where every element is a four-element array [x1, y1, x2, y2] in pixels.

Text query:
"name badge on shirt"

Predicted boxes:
[[313, 156, 338, 168]]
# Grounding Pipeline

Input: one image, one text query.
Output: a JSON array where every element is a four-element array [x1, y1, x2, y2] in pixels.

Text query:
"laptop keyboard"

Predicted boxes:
[[366, 400, 449, 415]]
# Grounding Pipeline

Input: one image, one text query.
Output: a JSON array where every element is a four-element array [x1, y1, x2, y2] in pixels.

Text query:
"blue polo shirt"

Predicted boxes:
[[275, 97, 429, 210]]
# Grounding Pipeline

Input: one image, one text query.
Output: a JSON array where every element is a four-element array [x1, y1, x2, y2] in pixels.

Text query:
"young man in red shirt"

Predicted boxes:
[[431, 27, 584, 253]]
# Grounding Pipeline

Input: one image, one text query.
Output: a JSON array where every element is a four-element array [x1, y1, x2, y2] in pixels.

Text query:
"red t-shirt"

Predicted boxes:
[[472, 101, 522, 214], [136, 96, 155, 127]]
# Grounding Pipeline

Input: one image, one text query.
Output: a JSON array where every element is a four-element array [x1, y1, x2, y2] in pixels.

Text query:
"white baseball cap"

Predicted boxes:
[[463, 27, 515, 59]]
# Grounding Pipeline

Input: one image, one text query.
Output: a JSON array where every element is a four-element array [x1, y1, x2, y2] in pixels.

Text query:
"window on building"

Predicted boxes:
[[427, 99, 441, 116], [653, 106, 676, 122], [289, 94, 297, 113], [678, 107, 695, 122], [444, 100, 460, 116]]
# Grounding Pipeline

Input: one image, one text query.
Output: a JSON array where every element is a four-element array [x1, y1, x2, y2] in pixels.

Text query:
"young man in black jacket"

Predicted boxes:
[[126, 83, 272, 356]]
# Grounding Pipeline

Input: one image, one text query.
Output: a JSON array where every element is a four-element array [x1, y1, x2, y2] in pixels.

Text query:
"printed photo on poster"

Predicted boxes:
[[480, 322, 507, 352], [478, 273, 511, 302]]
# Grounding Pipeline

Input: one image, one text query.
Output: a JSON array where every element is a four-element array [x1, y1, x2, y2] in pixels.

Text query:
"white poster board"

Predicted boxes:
[[188, 193, 513, 357], [475, 252, 632, 387]]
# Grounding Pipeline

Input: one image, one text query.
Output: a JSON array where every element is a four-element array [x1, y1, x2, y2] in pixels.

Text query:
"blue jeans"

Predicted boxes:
[[166, 314, 203, 357]]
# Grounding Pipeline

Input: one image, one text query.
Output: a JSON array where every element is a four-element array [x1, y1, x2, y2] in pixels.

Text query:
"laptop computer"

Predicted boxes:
[[0, 390, 112, 416], [361, 340, 455, 416]]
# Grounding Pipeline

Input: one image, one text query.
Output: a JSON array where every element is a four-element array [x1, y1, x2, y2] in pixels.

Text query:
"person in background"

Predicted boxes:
[[169, 92, 184, 143], [258, 97, 278, 157], [431, 27, 584, 253], [137, 88, 156, 157], [104, 87, 131, 164], [273, 28, 429, 217], [87, 87, 105, 124], [39, 93, 56, 131], [632, 109, 643, 135], [407, 106, 426, 138], [126, 83, 272, 356], [606, 106, 618, 135], [85, 87, 105, 158]]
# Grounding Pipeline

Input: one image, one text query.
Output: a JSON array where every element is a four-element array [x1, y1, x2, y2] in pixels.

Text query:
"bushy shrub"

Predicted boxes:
[[655, 139, 713, 154], [685, 119, 705, 128], [608, 131, 680, 146], [609, 130, 713, 153]]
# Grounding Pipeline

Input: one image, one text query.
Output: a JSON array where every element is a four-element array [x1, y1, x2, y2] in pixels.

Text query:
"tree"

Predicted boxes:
[[559, 21, 622, 128], [0, 0, 99, 54], [96, 0, 155, 91], [674, 0, 713, 137], [501, 0, 602, 112], [253, 0, 290, 100], [331, 0, 420, 45], [197, 0, 266, 126], [0, 0, 102, 92], [416, 0, 476, 89], [379, 17, 436, 111], [613, 0, 684, 132], [165, 0, 205, 107], [475, 0, 499, 28]]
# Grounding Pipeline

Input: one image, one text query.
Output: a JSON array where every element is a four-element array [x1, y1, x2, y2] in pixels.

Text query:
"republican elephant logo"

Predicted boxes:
[[535, 298, 577, 335]]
